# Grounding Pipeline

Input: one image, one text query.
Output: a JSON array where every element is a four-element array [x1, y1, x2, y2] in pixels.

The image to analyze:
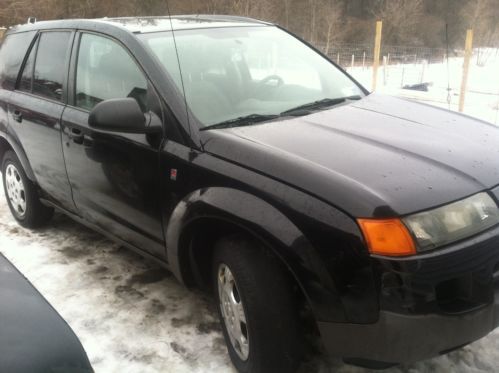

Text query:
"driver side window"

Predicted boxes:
[[76, 33, 148, 112]]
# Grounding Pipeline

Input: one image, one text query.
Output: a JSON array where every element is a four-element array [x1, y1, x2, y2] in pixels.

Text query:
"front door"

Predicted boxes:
[[61, 32, 165, 258]]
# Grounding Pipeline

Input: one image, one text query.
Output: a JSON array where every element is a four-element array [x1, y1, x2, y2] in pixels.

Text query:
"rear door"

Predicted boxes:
[[0, 32, 36, 140], [61, 32, 165, 257], [8, 30, 76, 212]]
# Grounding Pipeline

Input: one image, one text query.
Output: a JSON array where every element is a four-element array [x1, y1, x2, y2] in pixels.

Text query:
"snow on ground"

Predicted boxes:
[[1, 175, 499, 373], [345, 50, 499, 125]]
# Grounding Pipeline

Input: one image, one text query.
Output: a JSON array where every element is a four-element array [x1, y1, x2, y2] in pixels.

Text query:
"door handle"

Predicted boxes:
[[69, 128, 84, 145], [12, 111, 22, 123]]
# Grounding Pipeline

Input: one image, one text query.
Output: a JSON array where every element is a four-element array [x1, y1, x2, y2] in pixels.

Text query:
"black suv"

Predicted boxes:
[[1, 16, 499, 373]]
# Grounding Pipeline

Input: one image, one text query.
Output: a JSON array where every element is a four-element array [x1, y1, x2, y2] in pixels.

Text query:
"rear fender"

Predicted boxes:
[[0, 132, 36, 181]]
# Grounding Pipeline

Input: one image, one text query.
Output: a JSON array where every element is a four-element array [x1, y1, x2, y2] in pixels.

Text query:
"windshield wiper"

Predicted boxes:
[[200, 114, 280, 131], [200, 95, 363, 131], [280, 95, 362, 117]]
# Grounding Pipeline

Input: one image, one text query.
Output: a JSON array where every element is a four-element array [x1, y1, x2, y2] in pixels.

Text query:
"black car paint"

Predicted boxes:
[[0, 253, 93, 373], [0, 16, 499, 365], [202, 94, 499, 218]]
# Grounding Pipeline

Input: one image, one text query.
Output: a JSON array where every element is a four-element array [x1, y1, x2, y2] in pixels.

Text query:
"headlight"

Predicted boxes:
[[403, 192, 499, 251]]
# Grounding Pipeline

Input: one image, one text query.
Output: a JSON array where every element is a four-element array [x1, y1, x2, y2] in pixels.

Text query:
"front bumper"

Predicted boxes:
[[319, 222, 499, 364], [318, 296, 499, 363]]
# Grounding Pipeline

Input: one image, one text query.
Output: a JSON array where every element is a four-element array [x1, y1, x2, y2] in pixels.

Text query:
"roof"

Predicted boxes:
[[9, 15, 272, 34]]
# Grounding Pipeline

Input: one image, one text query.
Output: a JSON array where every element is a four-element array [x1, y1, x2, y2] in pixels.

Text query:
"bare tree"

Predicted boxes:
[[320, 0, 345, 55], [462, 0, 499, 47], [371, 0, 425, 44], [308, 0, 319, 44], [0, 0, 35, 25], [282, 0, 292, 27], [0, 0, 498, 49]]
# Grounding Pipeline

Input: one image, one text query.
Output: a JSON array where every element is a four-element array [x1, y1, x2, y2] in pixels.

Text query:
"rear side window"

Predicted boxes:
[[31, 32, 71, 101], [75, 33, 148, 111], [0, 32, 36, 90]]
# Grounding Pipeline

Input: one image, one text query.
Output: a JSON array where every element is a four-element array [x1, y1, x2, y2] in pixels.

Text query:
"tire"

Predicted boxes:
[[2, 150, 53, 228], [213, 235, 303, 373]]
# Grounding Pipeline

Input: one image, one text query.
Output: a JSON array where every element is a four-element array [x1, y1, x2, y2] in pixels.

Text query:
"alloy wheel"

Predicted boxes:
[[218, 263, 250, 360], [5, 164, 27, 218]]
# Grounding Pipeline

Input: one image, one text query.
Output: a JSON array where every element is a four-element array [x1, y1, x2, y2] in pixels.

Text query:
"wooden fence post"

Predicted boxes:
[[383, 56, 387, 86], [420, 60, 427, 83], [372, 21, 383, 91], [459, 29, 473, 113]]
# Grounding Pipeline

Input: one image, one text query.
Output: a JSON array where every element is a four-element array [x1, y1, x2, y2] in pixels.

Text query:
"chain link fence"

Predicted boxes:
[[320, 43, 448, 68]]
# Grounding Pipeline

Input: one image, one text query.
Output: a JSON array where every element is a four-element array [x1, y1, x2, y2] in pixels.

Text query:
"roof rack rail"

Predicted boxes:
[[174, 14, 272, 25], [27, 17, 37, 24]]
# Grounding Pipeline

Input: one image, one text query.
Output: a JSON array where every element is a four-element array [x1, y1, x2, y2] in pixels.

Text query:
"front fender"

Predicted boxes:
[[166, 187, 348, 322]]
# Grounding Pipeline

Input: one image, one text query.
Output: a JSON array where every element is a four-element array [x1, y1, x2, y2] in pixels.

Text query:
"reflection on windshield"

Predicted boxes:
[[140, 26, 364, 127]]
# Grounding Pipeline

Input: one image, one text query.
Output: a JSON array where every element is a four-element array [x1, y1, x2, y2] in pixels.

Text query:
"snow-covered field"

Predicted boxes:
[[1, 175, 499, 373], [345, 49, 499, 126]]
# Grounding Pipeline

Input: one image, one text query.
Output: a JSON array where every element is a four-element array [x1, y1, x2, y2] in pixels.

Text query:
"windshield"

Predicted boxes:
[[139, 26, 364, 127]]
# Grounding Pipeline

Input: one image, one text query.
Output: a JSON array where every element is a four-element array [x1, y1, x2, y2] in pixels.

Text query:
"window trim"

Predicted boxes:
[[15, 29, 75, 105], [14, 31, 39, 93]]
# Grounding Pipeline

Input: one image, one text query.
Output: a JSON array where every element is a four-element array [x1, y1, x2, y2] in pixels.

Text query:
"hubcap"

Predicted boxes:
[[5, 164, 27, 218], [218, 263, 250, 360]]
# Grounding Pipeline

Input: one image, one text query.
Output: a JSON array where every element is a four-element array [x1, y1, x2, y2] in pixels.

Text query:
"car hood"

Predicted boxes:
[[200, 94, 499, 218]]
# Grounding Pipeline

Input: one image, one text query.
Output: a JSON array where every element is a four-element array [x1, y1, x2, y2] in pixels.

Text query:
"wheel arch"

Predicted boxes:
[[178, 215, 292, 288], [0, 136, 10, 164], [0, 134, 36, 181], [165, 187, 344, 322]]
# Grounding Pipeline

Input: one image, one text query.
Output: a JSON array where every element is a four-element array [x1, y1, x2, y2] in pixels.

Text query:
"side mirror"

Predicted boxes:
[[89, 98, 148, 133]]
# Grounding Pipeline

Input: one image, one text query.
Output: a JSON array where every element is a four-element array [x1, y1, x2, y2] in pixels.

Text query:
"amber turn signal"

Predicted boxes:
[[357, 218, 416, 256]]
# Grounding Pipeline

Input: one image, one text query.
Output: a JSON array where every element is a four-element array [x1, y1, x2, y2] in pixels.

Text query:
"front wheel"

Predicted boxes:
[[2, 150, 53, 228], [213, 236, 303, 373]]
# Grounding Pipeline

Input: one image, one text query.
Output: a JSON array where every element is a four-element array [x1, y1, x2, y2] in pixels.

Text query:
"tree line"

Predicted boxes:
[[1, 0, 498, 48]]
